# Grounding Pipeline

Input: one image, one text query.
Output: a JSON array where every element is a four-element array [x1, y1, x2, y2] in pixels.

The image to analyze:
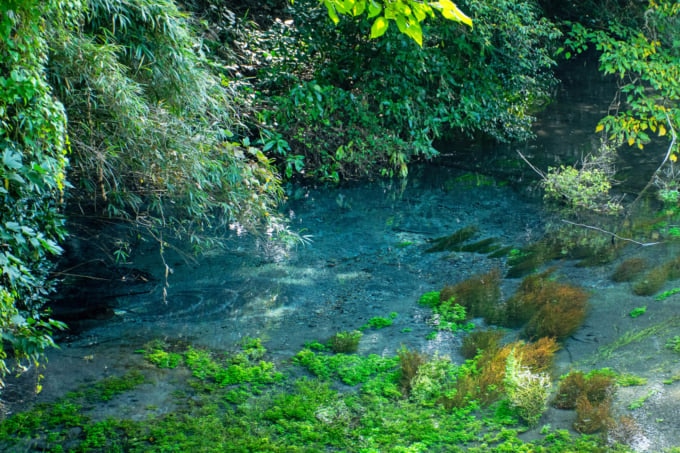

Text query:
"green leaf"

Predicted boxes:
[[370, 16, 389, 39], [404, 21, 423, 47], [352, 0, 366, 16], [323, 0, 340, 24], [367, 0, 381, 18]]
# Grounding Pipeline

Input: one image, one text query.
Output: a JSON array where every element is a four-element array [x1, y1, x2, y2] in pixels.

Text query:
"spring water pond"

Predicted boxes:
[[4, 61, 680, 451]]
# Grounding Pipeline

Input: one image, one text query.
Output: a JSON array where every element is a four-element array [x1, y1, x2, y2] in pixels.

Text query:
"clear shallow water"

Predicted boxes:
[[5, 59, 680, 451]]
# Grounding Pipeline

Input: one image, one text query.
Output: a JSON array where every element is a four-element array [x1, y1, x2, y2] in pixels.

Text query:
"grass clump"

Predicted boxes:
[[330, 330, 363, 353]]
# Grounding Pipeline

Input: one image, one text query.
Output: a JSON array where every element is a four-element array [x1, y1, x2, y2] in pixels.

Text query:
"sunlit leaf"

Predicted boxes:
[[370, 16, 389, 38], [433, 0, 472, 27], [367, 0, 382, 18], [659, 124, 667, 136], [404, 21, 423, 47], [595, 124, 604, 133], [352, 0, 366, 16], [324, 0, 340, 24]]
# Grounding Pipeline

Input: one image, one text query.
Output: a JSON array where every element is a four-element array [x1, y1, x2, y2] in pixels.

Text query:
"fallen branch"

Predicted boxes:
[[561, 219, 660, 247]]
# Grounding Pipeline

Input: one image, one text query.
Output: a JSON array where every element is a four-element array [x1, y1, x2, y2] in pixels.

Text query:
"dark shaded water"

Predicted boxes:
[[5, 57, 680, 451]]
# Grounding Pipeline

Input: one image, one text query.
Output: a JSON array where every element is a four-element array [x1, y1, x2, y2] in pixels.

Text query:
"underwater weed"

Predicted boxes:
[[523, 285, 588, 340], [611, 257, 647, 282], [397, 346, 426, 397], [553, 371, 587, 410], [361, 312, 398, 330], [425, 226, 478, 252], [632, 264, 669, 296], [460, 329, 504, 360], [574, 395, 612, 434], [502, 269, 588, 340], [409, 354, 457, 406], [520, 337, 560, 373], [553, 368, 617, 430], [606, 415, 642, 448], [440, 268, 502, 323], [460, 237, 502, 253]]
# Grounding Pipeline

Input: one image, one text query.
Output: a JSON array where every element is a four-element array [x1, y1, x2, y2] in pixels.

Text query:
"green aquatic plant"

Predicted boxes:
[[141, 340, 183, 369], [665, 336, 680, 353], [430, 299, 474, 333], [596, 317, 680, 360], [628, 389, 657, 410], [629, 306, 647, 318], [425, 226, 478, 253], [503, 351, 551, 427], [361, 312, 398, 330], [0, 335, 628, 452], [409, 354, 458, 406], [460, 237, 502, 253], [330, 330, 363, 353], [656, 288, 680, 301], [418, 291, 441, 308], [616, 374, 647, 387], [460, 329, 504, 360]]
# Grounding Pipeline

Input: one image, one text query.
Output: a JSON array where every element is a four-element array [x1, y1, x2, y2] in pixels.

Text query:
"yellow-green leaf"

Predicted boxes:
[[404, 21, 423, 46], [395, 14, 408, 34], [595, 124, 604, 133], [627, 136, 635, 146], [352, 0, 366, 16], [370, 16, 389, 38], [324, 0, 340, 24], [367, 0, 382, 18], [434, 0, 473, 27], [659, 124, 667, 136]]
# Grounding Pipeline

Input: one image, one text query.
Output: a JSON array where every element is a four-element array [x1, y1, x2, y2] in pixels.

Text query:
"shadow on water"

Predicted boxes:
[[5, 54, 680, 451]]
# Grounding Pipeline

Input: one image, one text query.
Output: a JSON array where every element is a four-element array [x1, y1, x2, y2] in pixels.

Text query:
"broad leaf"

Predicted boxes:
[[370, 16, 389, 38]]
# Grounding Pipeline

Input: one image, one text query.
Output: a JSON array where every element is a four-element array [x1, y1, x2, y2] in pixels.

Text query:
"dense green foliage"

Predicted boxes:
[[258, 0, 559, 180], [548, 1, 679, 210], [48, 0, 286, 245], [0, 0, 71, 383], [321, 0, 473, 45]]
